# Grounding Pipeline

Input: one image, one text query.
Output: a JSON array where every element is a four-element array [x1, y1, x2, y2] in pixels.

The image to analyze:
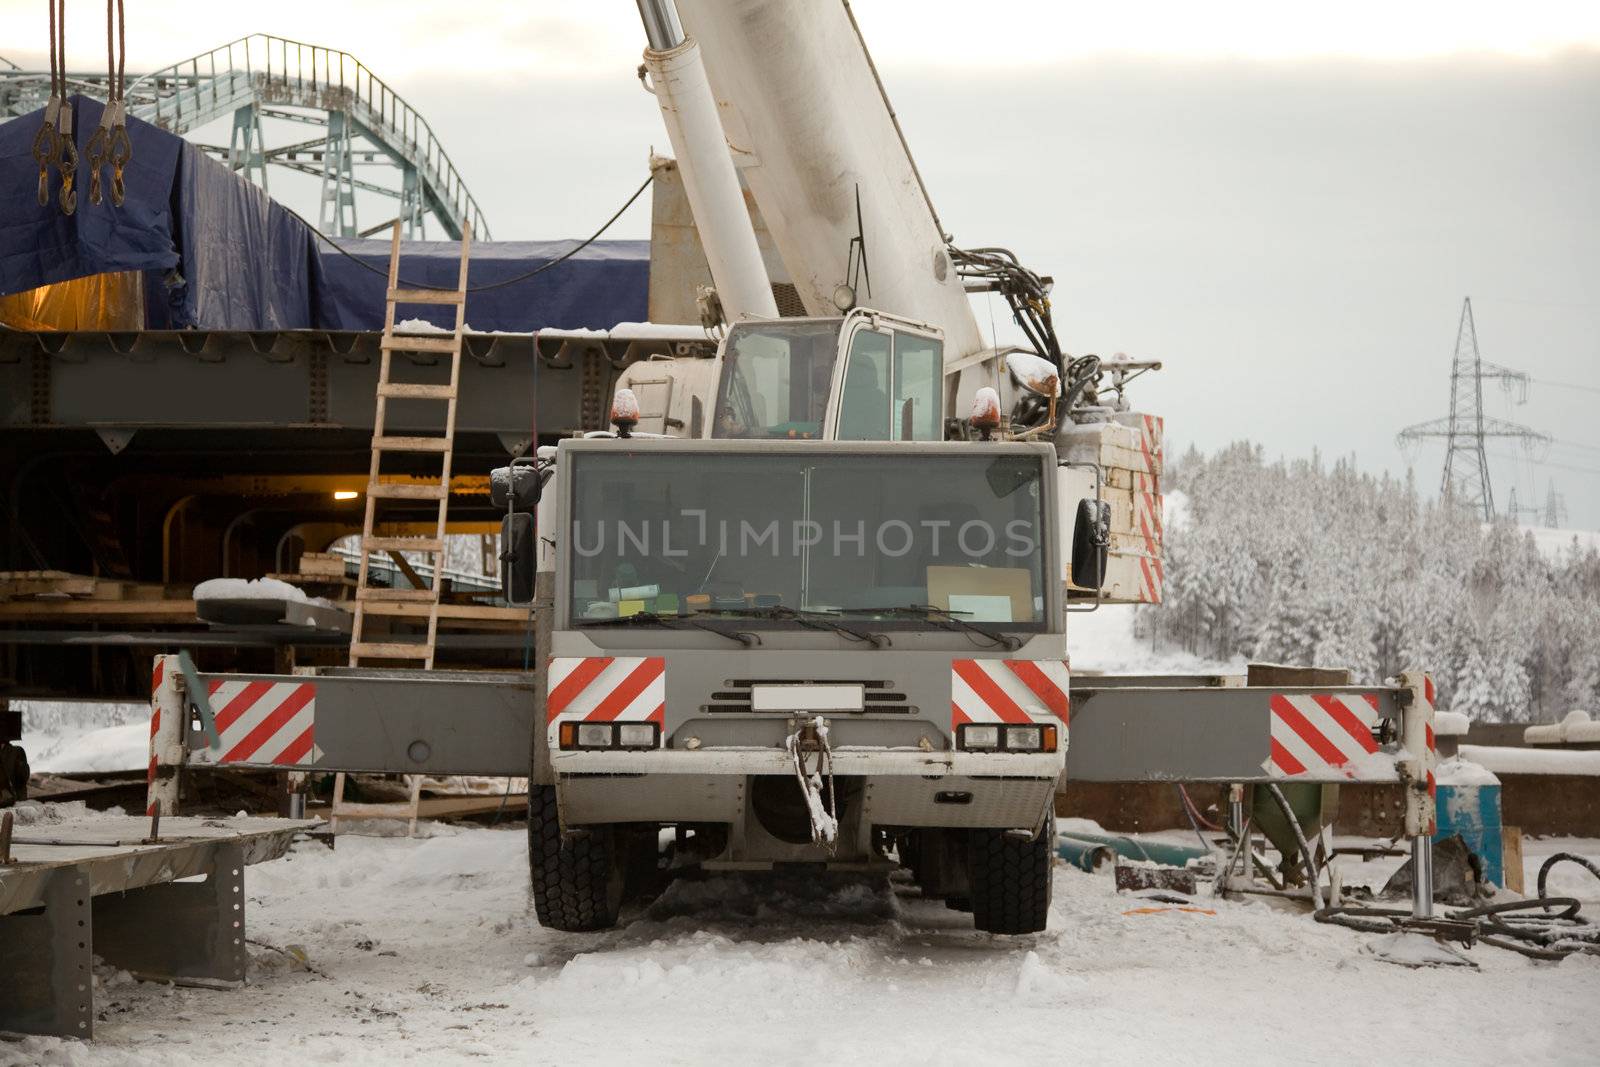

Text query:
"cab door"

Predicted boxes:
[[834, 321, 943, 441]]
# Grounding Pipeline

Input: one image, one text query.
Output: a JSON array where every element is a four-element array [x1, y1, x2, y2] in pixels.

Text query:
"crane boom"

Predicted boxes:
[[672, 0, 987, 363]]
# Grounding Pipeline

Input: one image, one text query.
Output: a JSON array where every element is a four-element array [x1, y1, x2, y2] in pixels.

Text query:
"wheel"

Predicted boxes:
[[968, 817, 1053, 935], [0, 743, 27, 805], [528, 785, 624, 931]]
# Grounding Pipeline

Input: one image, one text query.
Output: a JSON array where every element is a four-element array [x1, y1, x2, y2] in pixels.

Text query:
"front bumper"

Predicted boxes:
[[552, 747, 1063, 828]]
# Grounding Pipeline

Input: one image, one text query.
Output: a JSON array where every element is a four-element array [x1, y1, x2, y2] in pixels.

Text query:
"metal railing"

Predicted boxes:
[[1, 33, 489, 239]]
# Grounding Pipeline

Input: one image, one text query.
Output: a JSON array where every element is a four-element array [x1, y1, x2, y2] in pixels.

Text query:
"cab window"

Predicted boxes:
[[893, 332, 942, 440], [713, 321, 843, 439], [836, 328, 891, 440]]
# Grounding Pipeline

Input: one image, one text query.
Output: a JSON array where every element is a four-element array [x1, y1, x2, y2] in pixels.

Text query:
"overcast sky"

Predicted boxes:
[[3, 2, 1597, 528]]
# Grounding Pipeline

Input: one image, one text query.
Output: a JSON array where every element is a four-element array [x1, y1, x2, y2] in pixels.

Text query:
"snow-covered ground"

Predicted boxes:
[[18, 703, 149, 775], [6, 822, 1596, 1066], [1068, 602, 1238, 677]]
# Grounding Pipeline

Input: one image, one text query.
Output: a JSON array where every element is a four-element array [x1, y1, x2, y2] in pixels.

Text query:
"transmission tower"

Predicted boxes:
[[1543, 482, 1568, 528], [1397, 297, 1550, 521], [1506, 486, 1537, 523]]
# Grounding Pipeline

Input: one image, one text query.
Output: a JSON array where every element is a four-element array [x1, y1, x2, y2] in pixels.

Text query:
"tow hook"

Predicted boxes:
[[785, 716, 838, 854]]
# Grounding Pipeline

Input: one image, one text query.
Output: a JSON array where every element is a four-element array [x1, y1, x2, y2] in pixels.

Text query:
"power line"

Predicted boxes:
[[1534, 377, 1600, 396], [281, 175, 653, 294], [1488, 452, 1600, 477]]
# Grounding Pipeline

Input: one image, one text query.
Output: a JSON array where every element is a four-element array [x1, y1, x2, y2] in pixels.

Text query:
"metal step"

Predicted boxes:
[[376, 382, 456, 400], [387, 287, 465, 306], [371, 435, 451, 453], [366, 481, 449, 500]]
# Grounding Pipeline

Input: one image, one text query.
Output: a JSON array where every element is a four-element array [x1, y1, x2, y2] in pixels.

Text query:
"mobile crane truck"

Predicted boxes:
[[147, 0, 1441, 937]]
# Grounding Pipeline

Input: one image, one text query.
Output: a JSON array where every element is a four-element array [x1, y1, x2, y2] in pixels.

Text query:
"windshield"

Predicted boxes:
[[713, 321, 843, 439], [564, 448, 1050, 632]]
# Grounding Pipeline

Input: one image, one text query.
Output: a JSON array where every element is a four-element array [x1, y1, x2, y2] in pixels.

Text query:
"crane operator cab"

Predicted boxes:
[[710, 309, 946, 442]]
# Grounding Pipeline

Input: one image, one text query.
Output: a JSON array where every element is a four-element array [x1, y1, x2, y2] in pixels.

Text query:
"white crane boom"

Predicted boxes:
[[667, 0, 987, 364], [636, 1, 778, 321]]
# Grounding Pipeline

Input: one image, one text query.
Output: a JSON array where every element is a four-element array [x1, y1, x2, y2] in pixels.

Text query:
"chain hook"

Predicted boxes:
[[31, 99, 62, 207], [109, 109, 131, 206], [56, 99, 78, 216]]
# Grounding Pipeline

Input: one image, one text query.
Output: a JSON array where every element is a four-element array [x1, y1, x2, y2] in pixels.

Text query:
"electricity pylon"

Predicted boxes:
[[1543, 482, 1568, 528], [1398, 297, 1549, 521]]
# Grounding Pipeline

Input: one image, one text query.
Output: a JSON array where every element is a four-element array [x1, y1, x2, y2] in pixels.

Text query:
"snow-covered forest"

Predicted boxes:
[[1138, 443, 1600, 722]]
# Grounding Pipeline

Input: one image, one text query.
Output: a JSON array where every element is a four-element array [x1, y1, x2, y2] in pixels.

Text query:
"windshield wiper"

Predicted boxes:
[[848, 604, 1021, 651], [701, 605, 890, 649], [577, 611, 759, 648]]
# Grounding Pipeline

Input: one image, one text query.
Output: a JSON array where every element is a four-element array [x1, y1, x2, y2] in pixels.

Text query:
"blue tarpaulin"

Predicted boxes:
[[1, 96, 649, 332], [0, 95, 321, 329], [317, 237, 649, 333]]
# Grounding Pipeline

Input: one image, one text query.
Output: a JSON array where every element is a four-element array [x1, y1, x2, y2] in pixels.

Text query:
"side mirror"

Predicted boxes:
[[1071, 498, 1110, 591], [490, 463, 545, 512], [501, 512, 536, 606]]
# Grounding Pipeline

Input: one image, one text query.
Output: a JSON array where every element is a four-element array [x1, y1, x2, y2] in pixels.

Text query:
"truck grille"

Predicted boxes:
[[705, 679, 912, 714]]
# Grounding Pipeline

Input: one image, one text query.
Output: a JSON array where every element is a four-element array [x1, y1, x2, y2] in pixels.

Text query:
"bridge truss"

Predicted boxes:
[[0, 34, 489, 240]]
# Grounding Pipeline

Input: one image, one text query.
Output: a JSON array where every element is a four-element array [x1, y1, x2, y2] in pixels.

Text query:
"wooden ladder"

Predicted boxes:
[[330, 219, 471, 835]]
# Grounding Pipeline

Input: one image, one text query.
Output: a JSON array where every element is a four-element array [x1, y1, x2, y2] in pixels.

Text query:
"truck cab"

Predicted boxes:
[[708, 309, 947, 442], [616, 308, 980, 443], [524, 434, 1068, 934]]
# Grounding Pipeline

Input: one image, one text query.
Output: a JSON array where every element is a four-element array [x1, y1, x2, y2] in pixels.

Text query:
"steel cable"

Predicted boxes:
[[284, 175, 653, 295]]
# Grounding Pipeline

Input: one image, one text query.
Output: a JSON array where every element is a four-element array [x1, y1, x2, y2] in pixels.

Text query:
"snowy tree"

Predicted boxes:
[[1141, 443, 1600, 722]]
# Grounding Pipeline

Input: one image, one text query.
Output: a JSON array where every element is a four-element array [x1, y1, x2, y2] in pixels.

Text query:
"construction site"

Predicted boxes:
[[0, 1, 1596, 1062]]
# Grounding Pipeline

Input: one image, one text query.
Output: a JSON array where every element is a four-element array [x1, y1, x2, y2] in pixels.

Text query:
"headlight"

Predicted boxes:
[[577, 723, 614, 748], [617, 723, 658, 748], [1006, 726, 1042, 751], [959, 724, 1000, 750], [558, 721, 662, 750], [957, 722, 1057, 752]]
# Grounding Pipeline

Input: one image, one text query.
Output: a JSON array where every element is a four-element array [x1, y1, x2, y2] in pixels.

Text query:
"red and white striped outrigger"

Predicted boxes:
[[148, 643, 1441, 912]]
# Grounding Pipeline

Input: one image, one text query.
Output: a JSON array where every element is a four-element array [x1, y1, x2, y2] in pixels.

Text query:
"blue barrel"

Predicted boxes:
[[1434, 780, 1504, 888]]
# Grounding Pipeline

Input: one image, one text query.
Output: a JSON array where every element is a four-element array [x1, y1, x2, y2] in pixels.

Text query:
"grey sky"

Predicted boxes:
[[3, 4, 1596, 527]]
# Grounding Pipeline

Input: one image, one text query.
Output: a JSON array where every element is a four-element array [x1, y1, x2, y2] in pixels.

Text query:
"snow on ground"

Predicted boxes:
[[7, 824, 1597, 1067], [1068, 602, 1240, 677], [1523, 523, 1600, 561], [17, 703, 148, 775]]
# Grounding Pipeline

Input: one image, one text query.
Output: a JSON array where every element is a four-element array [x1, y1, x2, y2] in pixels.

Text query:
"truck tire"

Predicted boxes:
[[528, 785, 624, 931], [0, 743, 27, 805], [968, 818, 1053, 935]]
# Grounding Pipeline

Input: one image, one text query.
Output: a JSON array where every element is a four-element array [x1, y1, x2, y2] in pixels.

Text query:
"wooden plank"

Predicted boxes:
[[0, 573, 99, 598], [380, 336, 458, 354], [376, 382, 456, 400], [297, 552, 348, 578], [355, 586, 438, 603], [1502, 826, 1524, 893], [387, 287, 465, 306], [366, 482, 449, 500], [358, 601, 526, 622], [348, 641, 431, 660], [372, 435, 451, 453], [362, 536, 444, 554], [0, 599, 199, 620], [386, 550, 430, 591]]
